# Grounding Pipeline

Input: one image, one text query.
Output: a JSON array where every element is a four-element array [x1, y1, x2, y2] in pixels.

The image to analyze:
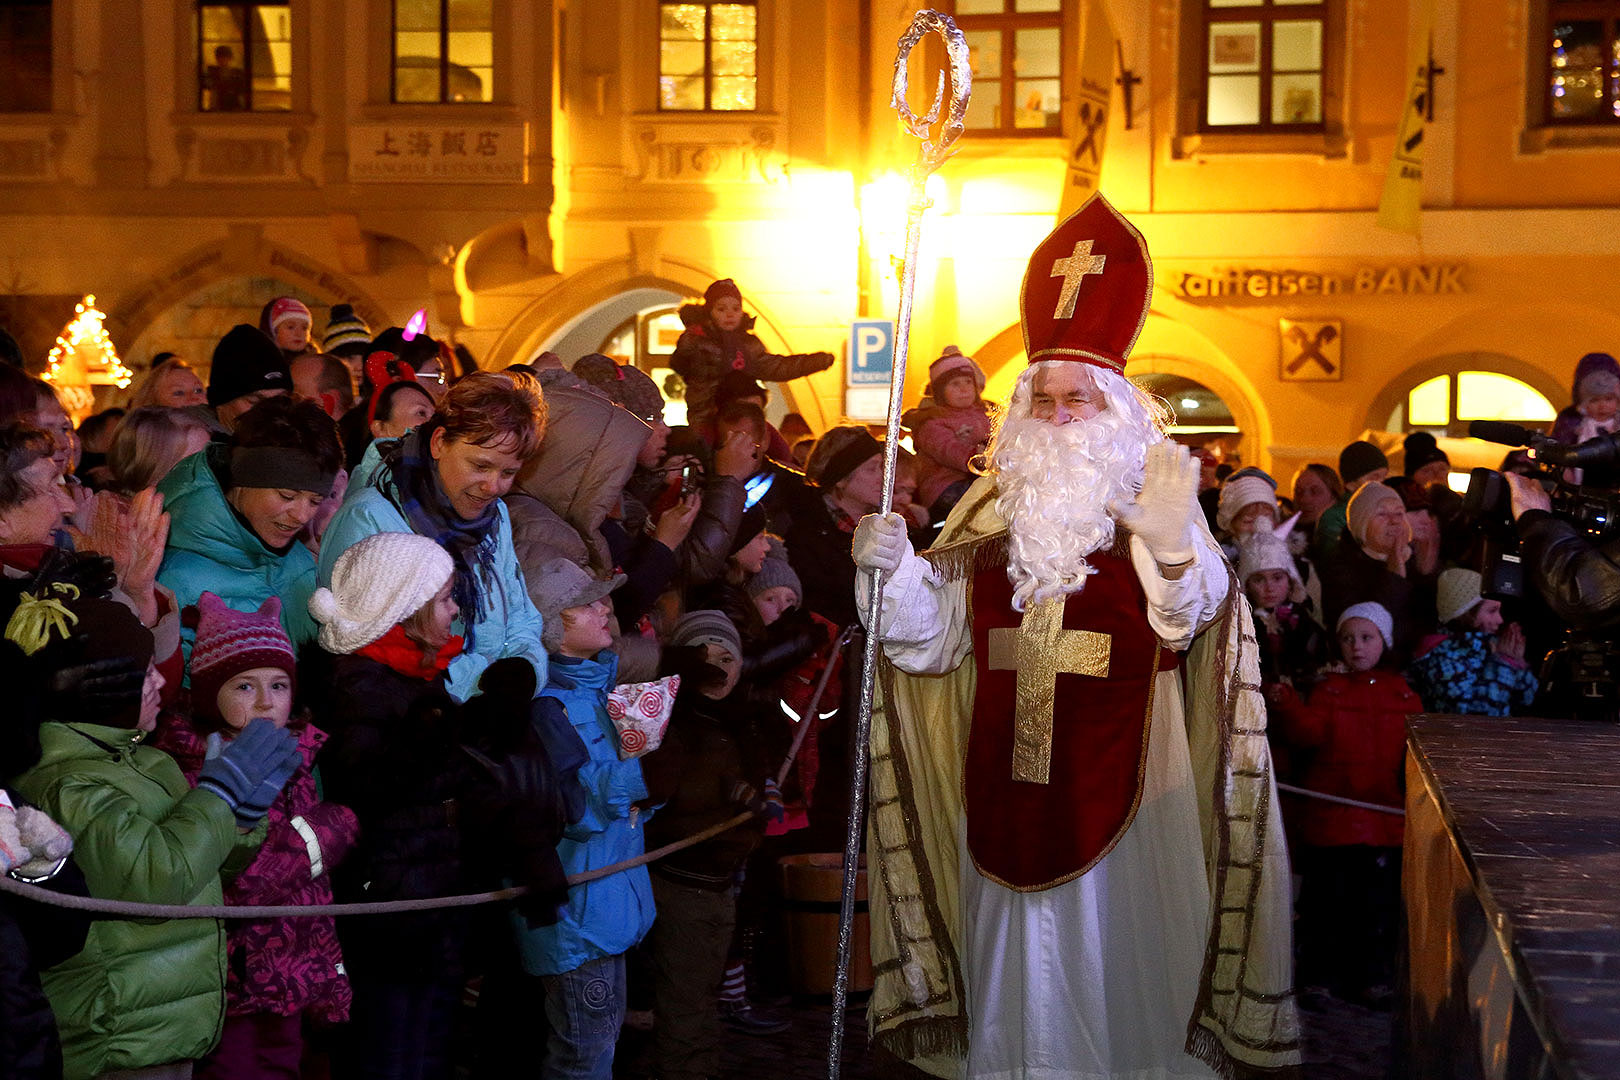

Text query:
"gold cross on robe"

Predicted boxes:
[[1049, 239, 1107, 319], [987, 598, 1112, 784]]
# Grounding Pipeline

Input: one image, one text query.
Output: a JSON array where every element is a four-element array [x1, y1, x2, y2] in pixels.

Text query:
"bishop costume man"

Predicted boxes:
[[852, 195, 1300, 1080]]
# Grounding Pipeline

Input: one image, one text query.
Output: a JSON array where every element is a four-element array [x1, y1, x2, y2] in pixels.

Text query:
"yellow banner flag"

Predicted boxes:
[[1377, 0, 1436, 235], [1059, 0, 1117, 217]]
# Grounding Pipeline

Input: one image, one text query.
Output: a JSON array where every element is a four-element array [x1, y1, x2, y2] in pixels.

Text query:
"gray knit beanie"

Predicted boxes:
[[670, 609, 741, 657], [747, 555, 802, 606]]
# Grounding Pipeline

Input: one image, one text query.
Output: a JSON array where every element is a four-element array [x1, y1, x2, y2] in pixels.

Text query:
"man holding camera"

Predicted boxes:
[[1505, 473, 1620, 628]]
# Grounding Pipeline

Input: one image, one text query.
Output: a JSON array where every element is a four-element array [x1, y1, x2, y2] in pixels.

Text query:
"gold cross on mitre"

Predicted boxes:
[[1049, 239, 1106, 319], [987, 598, 1112, 784]]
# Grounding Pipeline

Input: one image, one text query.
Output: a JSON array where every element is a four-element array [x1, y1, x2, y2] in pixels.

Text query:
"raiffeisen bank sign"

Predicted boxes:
[[1171, 263, 1466, 301]]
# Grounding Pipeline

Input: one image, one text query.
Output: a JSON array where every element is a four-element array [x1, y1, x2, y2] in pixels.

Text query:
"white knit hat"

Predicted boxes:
[[1236, 514, 1302, 588], [308, 532, 455, 654], [1337, 601, 1394, 649], [1216, 470, 1278, 533], [1436, 567, 1484, 625]]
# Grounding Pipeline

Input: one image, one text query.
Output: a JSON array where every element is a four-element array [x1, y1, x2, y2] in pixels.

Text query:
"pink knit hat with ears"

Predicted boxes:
[[187, 592, 296, 726], [927, 346, 986, 398]]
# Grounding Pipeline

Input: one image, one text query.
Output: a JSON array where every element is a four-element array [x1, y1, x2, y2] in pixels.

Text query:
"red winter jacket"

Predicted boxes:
[[153, 713, 359, 1022], [1274, 670, 1417, 849]]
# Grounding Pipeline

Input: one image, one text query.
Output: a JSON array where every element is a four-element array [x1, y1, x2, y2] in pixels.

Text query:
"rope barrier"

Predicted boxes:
[[1276, 782, 1404, 816], [0, 631, 855, 921]]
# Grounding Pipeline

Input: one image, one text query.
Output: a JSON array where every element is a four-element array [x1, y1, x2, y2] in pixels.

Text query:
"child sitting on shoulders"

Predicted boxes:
[[670, 278, 834, 431], [1239, 517, 1327, 697], [1407, 568, 1538, 717], [901, 346, 992, 523]]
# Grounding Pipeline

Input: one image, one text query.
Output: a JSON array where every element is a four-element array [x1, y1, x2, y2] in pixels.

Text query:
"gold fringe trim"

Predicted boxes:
[[872, 1014, 970, 1064]]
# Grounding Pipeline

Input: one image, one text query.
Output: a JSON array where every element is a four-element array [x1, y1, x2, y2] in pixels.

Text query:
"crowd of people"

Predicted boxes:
[[0, 274, 1603, 1080]]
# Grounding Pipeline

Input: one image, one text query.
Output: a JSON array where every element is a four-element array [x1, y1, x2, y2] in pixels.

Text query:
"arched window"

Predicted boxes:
[[1384, 369, 1557, 436]]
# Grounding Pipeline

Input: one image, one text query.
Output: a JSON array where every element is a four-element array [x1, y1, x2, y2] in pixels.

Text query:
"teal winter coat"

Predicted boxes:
[[13, 722, 264, 1080], [317, 438, 548, 702], [517, 649, 656, 976], [157, 446, 321, 660]]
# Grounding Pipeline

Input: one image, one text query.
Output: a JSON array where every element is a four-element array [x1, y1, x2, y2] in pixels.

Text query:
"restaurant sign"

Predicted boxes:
[[349, 123, 528, 184], [1172, 263, 1465, 301]]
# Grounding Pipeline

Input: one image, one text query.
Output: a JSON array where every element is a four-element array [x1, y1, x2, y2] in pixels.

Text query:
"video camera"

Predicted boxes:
[[1463, 420, 1620, 722], [1461, 420, 1620, 599]]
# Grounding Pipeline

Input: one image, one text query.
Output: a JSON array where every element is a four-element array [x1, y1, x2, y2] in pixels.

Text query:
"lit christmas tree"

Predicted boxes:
[[44, 295, 131, 421]]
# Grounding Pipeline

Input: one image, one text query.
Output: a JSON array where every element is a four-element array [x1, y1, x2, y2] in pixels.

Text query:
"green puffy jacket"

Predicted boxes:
[[157, 445, 321, 664], [12, 722, 263, 1080]]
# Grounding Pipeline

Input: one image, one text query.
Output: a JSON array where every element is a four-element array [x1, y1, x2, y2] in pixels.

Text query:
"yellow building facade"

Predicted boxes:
[[3, 0, 1620, 484]]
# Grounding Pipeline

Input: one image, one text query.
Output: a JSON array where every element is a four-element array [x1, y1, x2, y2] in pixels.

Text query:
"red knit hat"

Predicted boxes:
[[1019, 192, 1152, 374], [188, 592, 297, 725], [704, 278, 743, 307], [267, 297, 313, 333]]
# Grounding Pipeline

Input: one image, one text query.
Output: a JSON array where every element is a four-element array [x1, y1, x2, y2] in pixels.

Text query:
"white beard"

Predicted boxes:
[[990, 368, 1163, 611]]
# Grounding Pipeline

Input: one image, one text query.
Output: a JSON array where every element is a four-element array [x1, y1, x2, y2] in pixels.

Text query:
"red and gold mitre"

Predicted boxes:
[[1019, 192, 1153, 374]]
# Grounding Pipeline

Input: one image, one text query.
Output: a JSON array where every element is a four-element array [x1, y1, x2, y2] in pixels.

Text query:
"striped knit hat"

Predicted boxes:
[[189, 591, 296, 725], [322, 304, 372, 357]]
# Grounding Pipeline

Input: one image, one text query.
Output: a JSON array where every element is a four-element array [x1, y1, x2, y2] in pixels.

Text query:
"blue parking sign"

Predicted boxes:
[[848, 320, 895, 386]]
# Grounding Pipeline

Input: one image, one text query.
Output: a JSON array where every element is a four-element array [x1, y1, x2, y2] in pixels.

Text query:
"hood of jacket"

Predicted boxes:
[[544, 649, 620, 695], [159, 444, 306, 577], [511, 385, 649, 572]]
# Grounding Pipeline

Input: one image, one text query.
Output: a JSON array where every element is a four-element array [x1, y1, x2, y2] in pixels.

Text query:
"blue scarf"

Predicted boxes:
[[382, 425, 499, 649]]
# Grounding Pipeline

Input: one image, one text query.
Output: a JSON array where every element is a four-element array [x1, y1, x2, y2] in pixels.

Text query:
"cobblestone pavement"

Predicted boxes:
[[614, 990, 1396, 1080]]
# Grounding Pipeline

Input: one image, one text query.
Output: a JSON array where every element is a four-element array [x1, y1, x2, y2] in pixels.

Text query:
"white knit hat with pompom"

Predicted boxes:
[[308, 532, 455, 655]]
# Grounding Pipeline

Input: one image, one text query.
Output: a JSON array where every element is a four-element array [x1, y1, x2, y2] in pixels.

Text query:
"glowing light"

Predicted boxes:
[[1179, 397, 1200, 410], [403, 308, 428, 341], [44, 295, 131, 421]]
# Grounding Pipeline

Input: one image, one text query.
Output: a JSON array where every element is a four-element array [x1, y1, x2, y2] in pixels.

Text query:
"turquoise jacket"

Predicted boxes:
[[517, 649, 656, 976], [317, 439, 547, 701], [157, 446, 320, 662]]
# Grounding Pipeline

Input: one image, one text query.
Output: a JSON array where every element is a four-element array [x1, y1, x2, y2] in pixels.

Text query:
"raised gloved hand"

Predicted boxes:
[[196, 719, 303, 829], [30, 550, 118, 600], [1109, 441, 1201, 568], [852, 512, 910, 577], [47, 656, 148, 716]]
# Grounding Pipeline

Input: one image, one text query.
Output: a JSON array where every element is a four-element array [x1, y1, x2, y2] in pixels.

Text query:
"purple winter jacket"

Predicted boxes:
[[154, 713, 358, 1022]]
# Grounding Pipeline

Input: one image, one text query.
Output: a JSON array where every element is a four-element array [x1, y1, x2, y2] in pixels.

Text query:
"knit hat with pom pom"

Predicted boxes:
[[307, 532, 455, 656], [189, 592, 296, 724]]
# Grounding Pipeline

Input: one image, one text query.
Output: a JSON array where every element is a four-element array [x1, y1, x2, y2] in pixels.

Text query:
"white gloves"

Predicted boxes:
[[853, 512, 911, 576], [1110, 441, 1200, 567]]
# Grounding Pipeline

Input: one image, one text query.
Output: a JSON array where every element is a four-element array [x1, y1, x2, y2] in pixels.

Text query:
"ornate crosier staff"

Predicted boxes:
[[828, 12, 970, 1080]]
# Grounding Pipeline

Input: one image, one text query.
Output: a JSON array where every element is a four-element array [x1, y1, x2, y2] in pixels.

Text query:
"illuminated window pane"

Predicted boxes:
[[1207, 74, 1260, 125], [956, 0, 1002, 12], [964, 80, 1000, 128], [1407, 375, 1450, 427], [660, 75, 703, 109], [1014, 27, 1059, 78], [661, 4, 706, 39], [712, 76, 755, 110], [1014, 79, 1061, 129], [661, 40, 705, 77], [1550, 20, 1608, 120], [711, 40, 755, 77], [448, 30, 493, 70], [448, 0, 492, 30], [396, 0, 439, 31], [1457, 371, 1556, 422], [1208, 0, 1259, 7], [964, 30, 1001, 80], [712, 4, 754, 40], [1273, 20, 1321, 70], [1209, 23, 1260, 73], [1271, 73, 1321, 123]]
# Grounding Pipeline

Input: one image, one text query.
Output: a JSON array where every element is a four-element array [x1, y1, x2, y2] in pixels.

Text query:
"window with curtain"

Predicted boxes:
[[658, 2, 757, 111], [1200, 0, 1327, 131], [393, 0, 495, 104], [0, 0, 51, 112], [950, 0, 1063, 134], [1546, 1, 1620, 123], [198, 2, 292, 112]]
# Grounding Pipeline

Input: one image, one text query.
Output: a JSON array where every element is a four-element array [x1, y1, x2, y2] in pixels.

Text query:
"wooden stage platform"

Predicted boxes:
[[1406, 714, 1620, 1079]]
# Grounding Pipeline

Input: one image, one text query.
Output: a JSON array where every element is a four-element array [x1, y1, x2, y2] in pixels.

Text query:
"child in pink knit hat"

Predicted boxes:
[[902, 345, 993, 523], [154, 591, 358, 1080]]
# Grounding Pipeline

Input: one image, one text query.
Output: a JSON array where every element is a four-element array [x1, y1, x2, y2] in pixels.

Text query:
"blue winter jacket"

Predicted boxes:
[[157, 446, 320, 662], [318, 439, 548, 701], [517, 649, 657, 976]]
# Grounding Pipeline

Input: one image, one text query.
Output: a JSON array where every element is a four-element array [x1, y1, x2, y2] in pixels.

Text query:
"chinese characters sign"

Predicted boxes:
[[349, 123, 527, 184]]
